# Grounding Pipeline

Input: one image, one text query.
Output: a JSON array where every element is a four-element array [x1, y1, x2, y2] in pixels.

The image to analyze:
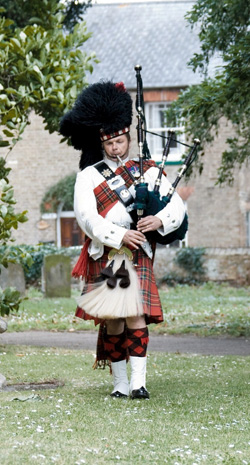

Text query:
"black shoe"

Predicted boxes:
[[110, 391, 128, 398], [131, 386, 150, 399]]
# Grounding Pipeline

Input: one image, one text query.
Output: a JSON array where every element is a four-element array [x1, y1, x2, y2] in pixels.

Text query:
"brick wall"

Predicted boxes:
[[184, 118, 249, 248], [6, 112, 78, 245]]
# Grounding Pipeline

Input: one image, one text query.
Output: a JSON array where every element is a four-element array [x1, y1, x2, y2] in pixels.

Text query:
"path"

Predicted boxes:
[[1, 331, 250, 356]]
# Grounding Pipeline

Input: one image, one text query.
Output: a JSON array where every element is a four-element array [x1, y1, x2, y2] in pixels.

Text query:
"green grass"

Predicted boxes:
[[5, 287, 93, 332], [5, 283, 250, 337], [0, 345, 249, 464], [157, 282, 250, 337]]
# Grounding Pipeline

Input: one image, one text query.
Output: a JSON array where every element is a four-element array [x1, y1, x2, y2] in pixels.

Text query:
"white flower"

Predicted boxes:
[[36, 426, 44, 433]]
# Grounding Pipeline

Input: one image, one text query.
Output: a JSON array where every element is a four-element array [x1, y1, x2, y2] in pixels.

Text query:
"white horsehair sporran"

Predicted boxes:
[[76, 248, 143, 320]]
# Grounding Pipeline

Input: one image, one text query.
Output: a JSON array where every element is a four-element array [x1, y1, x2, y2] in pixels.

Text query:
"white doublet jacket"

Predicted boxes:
[[74, 156, 186, 260]]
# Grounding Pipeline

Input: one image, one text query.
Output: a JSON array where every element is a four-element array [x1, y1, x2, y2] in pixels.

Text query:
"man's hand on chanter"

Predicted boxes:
[[123, 230, 146, 249], [137, 215, 163, 233]]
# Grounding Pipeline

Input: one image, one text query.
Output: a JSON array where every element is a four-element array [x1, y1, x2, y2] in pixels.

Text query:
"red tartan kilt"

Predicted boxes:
[[75, 248, 163, 325]]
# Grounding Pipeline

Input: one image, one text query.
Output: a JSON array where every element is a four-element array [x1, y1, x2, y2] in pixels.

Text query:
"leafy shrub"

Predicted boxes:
[[0, 286, 23, 316], [158, 247, 206, 286], [175, 247, 206, 278], [40, 173, 76, 213], [0, 159, 30, 315]]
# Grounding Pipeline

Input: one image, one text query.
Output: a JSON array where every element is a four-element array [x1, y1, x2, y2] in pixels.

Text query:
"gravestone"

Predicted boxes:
[[0, 374, 6, 389], [0, 263, 26, 295], [0, 318, 8, 333], [43, 255, 71, 297]]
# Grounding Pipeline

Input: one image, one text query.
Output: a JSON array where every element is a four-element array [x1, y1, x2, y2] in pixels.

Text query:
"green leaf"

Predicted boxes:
[[3, 18, 14, 28], [3, 129, 14, 137], [0, 205, 8, 218], [70, 85, 77, 99], [2, 108, 17, 125], [10, 37, 22, 50]]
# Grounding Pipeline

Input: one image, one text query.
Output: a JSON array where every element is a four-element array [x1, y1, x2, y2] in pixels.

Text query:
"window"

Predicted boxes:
[[145, 102, 185, 163]]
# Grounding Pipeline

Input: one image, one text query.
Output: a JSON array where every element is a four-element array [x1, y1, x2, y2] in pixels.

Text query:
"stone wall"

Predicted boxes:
[[153, 247, 250, 285], [183, 119, 249, 249]]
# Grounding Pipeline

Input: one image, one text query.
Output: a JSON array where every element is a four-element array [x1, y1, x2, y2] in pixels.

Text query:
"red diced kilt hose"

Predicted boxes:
[[75, 247, 163, 368]]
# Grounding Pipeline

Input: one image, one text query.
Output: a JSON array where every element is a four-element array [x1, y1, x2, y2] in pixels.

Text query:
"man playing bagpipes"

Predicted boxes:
[[59, 80, 186, 399]]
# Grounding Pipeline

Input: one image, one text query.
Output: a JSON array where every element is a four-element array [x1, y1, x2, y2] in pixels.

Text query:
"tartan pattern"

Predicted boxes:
[[94, 182, 119, 216], [127, 327, 149, 357], [95, 322, 111, 370], [103, 331, 128, 362], [100, 127, 130, 141], [136, 249, 163, 323], [93, 160, 157, 216], [116, 160, 157, 186]]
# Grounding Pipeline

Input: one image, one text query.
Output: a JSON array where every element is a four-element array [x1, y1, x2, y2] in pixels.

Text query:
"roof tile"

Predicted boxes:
[[82, 1, 203, 88]]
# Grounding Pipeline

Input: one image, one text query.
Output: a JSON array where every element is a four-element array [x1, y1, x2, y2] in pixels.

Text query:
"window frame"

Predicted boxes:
[[144, 101, 185, 163]]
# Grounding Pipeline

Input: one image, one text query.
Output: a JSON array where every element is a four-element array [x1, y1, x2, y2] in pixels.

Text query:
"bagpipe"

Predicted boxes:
[[131, 65, 200, 245]]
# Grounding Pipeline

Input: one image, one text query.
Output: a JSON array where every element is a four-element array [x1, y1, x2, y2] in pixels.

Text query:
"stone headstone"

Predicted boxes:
[[0, 263, 26, 295], [0, 318, 8, 333], [43, 255, 71, 298], [0, 373, 7, 389]]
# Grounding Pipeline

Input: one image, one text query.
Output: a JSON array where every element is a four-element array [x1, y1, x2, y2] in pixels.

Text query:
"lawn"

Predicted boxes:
[[158, 282, 250, 337], [4, 282, 250, 337], [0, 345, 249, 465]]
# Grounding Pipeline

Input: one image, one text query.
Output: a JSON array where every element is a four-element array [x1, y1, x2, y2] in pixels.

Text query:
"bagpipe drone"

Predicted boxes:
[[131, 65, 200, 246]]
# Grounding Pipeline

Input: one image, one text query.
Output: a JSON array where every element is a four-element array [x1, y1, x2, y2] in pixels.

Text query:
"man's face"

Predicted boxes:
[[103, 134, 130, 162]]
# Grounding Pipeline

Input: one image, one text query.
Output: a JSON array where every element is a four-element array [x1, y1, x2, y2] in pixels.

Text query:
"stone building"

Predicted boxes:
[[5, 1, 250, 254]]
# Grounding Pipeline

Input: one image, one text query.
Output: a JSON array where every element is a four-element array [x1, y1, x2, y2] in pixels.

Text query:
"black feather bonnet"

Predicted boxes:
[[59, 81, 133, 170]]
